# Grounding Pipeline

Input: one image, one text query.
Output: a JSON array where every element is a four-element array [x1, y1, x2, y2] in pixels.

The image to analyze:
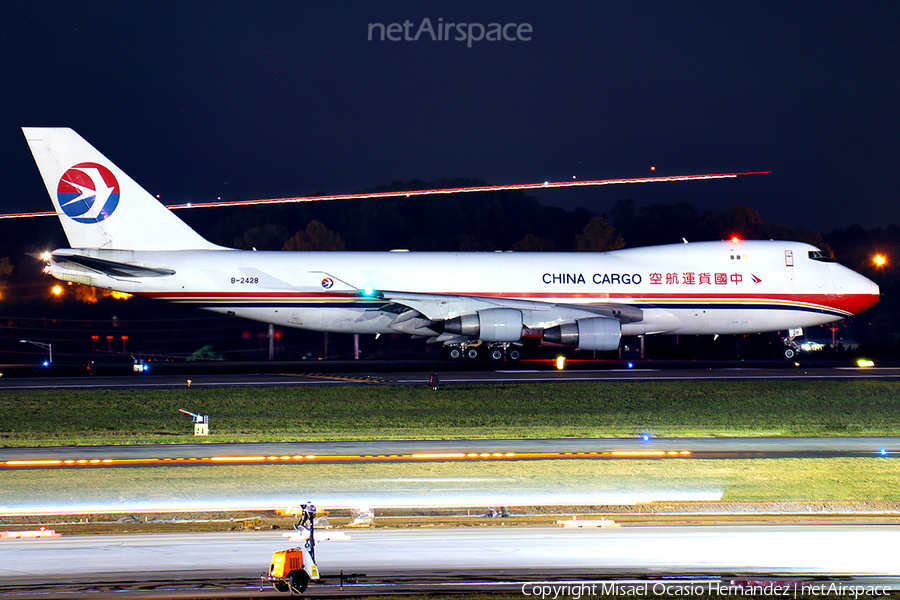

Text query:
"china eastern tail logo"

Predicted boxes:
[[56, 163, 120, 223]]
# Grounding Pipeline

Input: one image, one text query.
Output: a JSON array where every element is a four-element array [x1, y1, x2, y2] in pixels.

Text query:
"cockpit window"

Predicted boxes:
[[808, 250, 836, 262]]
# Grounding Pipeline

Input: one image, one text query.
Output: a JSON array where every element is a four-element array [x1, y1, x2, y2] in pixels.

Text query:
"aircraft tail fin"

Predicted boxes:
[[23, 127, 224, 251]]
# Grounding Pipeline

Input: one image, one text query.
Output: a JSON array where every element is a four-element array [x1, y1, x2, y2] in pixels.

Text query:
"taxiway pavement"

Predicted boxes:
[[2, 526, 898, 589]]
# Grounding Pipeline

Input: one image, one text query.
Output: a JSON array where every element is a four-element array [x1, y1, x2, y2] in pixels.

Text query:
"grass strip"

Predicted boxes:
[[1, 380, 899, 446]]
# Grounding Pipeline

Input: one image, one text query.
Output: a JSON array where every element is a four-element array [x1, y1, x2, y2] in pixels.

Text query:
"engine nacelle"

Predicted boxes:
[[542, 317, 621, 351], [444, 308, 524, 342]]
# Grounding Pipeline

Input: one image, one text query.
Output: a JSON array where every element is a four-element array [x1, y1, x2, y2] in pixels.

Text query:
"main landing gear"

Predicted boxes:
[[446, 342, 522, 361]]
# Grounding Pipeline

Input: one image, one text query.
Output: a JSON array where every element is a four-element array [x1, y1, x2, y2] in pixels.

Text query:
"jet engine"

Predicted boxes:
[[444, 308, 524, 342], [542, 317, 621, 351]]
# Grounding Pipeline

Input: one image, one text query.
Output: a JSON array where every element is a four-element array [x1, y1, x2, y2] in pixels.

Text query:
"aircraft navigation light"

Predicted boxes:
[[359, 287, 384, 299], [51, 285, 63, 296], [40, 251, 52, 261], [731, 236, 741, 243], [873, 254, 887, 267]]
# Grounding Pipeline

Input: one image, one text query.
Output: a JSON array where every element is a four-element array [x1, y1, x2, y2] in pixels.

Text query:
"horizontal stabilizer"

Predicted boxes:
[[50, 253, 176, 279]]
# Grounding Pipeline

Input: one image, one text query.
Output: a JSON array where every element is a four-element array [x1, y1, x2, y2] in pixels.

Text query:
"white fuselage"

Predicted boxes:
[[48, 239, 880, 339]]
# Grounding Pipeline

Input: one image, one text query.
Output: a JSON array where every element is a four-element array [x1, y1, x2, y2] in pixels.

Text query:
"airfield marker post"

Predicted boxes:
[[179, 408, 209, 436]]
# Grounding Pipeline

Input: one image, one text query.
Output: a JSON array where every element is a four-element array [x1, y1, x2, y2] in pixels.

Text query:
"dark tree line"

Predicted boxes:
[[182, 179, 830, 255]]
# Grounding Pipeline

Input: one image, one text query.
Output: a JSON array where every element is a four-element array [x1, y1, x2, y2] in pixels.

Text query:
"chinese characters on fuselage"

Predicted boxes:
[[542, 272, 745, 285]]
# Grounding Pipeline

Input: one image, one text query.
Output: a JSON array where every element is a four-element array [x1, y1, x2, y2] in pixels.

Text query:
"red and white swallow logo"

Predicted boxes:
[[57, 162, 120, 223], [751, 274, 762, 284]]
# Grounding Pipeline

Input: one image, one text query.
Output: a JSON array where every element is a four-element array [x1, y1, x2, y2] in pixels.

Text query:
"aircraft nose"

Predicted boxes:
[[864, 276, 881, 311], [835, 266, 880, 314]]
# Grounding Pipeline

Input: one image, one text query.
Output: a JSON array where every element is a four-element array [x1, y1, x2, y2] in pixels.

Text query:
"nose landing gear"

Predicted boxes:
[[782, 328, 803, 359]]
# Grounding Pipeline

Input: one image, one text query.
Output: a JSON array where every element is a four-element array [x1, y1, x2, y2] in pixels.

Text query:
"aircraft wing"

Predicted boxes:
[[378, 291, 642, 341]]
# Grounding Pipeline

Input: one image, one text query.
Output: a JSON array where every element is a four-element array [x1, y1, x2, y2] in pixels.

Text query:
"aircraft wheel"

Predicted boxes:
[[507, 348, 522, 361], [465, 346, 480, 360], [489, 348, 505, 361], [447, 346, 463, 360], [274, 581, 289, 593], [784, 348, 796, 359], [290, 570, 310, 594]]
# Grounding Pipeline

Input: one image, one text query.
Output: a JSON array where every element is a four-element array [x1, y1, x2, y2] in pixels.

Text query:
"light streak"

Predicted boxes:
[[1, 449, 693, 469], [0, 172, 769, 219], [0, 487, 725, 516], [411, 453, 468, 459]]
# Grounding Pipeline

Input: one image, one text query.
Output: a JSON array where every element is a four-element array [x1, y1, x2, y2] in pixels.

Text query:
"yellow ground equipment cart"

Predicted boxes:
[[261, 546, 319, 594], [261, 502, 320, 594]]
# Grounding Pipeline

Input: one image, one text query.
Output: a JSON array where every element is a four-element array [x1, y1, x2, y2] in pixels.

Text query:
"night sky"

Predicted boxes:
[[3, 2, 899, 234]]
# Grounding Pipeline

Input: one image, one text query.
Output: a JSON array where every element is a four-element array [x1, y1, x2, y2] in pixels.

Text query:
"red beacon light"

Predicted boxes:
[[731, 236, 741, 243]]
